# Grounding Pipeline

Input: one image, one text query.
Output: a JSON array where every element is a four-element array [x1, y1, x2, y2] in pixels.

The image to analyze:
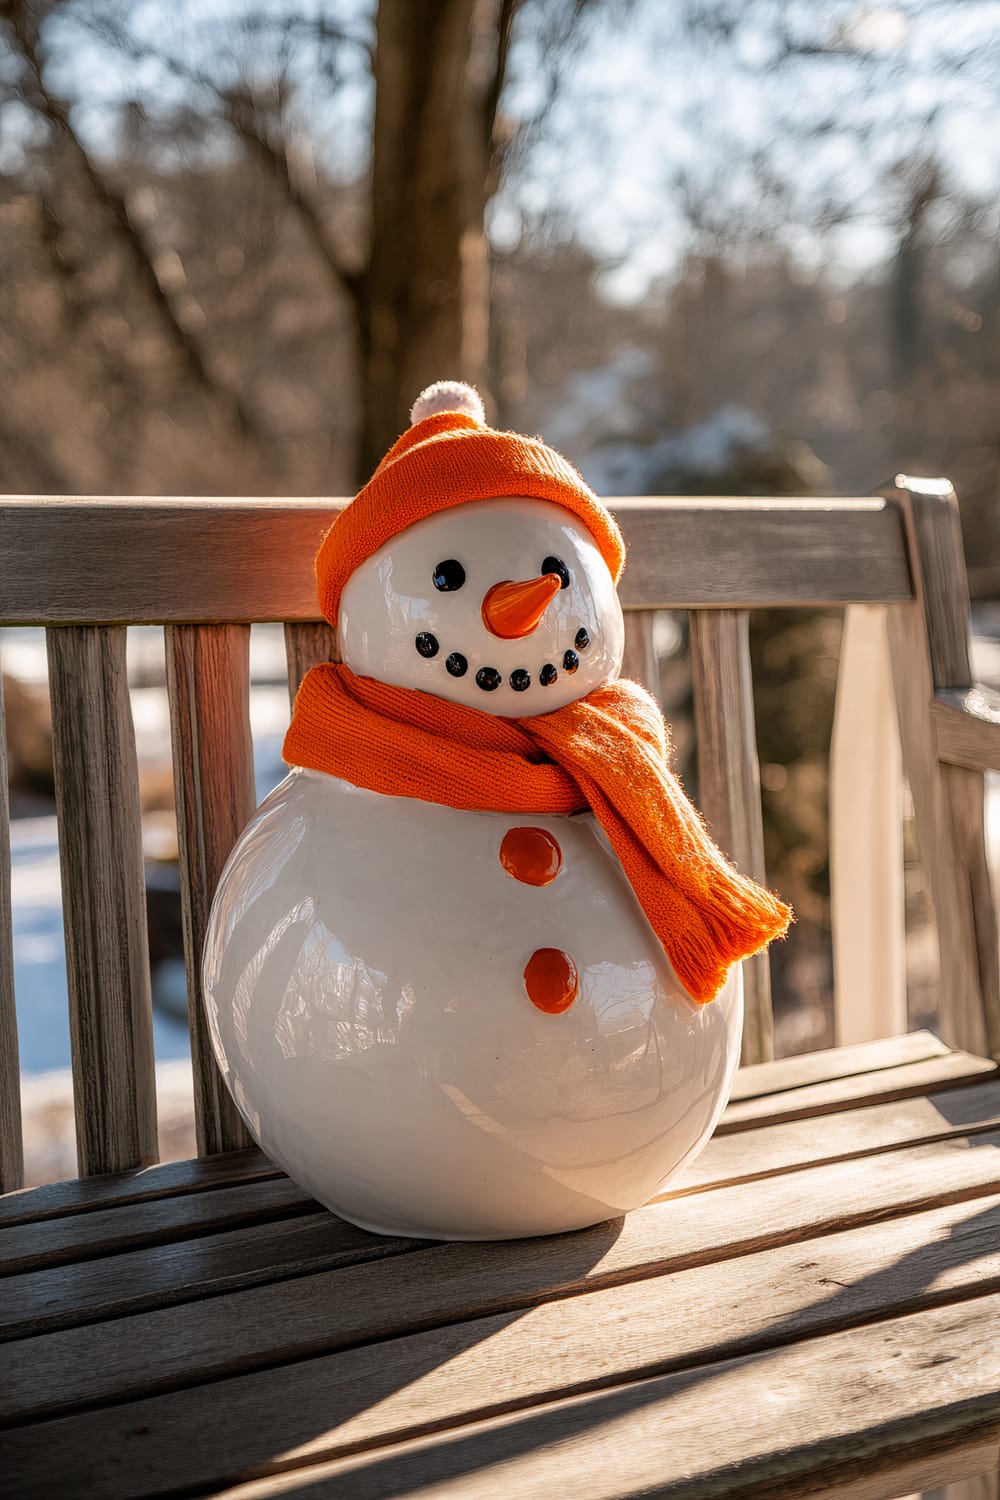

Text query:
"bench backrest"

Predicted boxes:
[[2, 478, 997, 1189]]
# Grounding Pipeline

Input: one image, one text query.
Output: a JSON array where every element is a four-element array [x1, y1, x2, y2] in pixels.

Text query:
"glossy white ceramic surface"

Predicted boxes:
[[203, 768, 744, 1241], [337, 497, 625, 714]]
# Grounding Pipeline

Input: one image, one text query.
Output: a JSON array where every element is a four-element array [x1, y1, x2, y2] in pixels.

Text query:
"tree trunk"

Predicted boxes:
[[360, 0, 497, 479]]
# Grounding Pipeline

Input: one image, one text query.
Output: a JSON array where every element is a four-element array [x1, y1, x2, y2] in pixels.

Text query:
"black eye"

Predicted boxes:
[[542, 556, 570, 590], [433, 559, 465, 592]]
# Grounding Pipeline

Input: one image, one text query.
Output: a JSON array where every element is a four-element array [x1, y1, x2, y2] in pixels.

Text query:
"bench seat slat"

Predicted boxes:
[[675, 1076, 1000, 1194], [0, 1212, 421, 1342], [5, 1124, 999, 1427], [0, 1147, 277, 1228], [0, 1176, 315, 1277], [165, 624, 256, 1156], [5, 1079, 1000, 1343], [718, 1049, 997, 1132], [211, 1293, 1000, 1500], [729, 1028, 950, 1101], [0, 497, 912, 624], [7, 1197, 1000, 1500], [46, 626, 157, 1177]]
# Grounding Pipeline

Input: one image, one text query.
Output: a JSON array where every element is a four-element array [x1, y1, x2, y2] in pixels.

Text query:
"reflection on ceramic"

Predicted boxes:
[[337, 498, 625, 715], [203, 768, 743, 1240]]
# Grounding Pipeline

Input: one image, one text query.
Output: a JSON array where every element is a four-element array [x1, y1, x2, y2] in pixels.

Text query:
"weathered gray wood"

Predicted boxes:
[[284, 621, 339, 703], [7, 1124, 1000, 1425], [677, 1076, 1000, 1194], [165, 624, 255, 1155], [730, 1028, 949, 1101], [620, 611, 659, 697], [0, 496, 912, 624], [46, 626, 157, 1176], [67, 1288, 1000, 1500], [0, 1147, 276, 1227], [719, 1049, 996, 1132], [0, 672, 24, 1192], [886, 479, 1000, 1060], [8, 1194, 1000, 1500], [934, 689, 1000, 774], [0, 1212, 419, 1342], [0, 1175, 315, 1277], [7, 1078, 1000, 1344], [689, 609, 773, 1063]]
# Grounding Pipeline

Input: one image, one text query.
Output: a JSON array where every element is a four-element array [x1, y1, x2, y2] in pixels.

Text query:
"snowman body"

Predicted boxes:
[[203, 767, 742, 1239], [203, 474, 747, 1240]]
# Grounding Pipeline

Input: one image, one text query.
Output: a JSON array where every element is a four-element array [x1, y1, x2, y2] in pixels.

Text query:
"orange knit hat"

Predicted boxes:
[[316, 382, 625, 625]]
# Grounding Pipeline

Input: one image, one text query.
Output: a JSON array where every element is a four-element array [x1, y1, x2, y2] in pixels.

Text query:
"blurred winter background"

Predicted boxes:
[[2, 0, 999, 1181]]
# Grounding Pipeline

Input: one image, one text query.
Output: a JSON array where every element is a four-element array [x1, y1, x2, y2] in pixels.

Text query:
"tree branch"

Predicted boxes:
[[485, 0, 523, 154], [223, 88, 367, 317], [73, 10, 368, 320], [2, 0, 267, 444]]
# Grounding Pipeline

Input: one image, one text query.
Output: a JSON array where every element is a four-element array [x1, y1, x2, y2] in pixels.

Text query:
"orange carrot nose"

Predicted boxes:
[[482, 573, 562, 639]]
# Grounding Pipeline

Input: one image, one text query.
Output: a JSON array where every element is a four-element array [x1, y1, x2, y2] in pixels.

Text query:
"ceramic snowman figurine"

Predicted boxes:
[[203, 382, 790, 1240]]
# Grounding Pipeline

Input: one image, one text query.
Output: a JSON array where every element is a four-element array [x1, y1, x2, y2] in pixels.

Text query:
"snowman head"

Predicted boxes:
[[318, 383, 628, 717], [338, 496, 624, 714]]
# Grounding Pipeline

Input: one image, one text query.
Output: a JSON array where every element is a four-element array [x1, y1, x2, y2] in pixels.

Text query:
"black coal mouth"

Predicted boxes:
[[415, 626, 592, 692]]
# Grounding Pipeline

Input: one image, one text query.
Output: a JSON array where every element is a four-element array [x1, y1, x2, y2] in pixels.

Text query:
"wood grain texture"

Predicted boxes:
[[7, 1125, 1000, 1426], [719, 1049, 996, 1132], [102, 1290, 1000, 1500], [6, 1078, 999, 1345], [730, 1028, 949, 1101], [689, 609, 773, 1063], [940, 1474, 1000, 1500], [0, 1146, 276, 1227], [0, 496, 912, 624], [886, 479, 1000, 1060], [165, 624, 255, 1155], [620, 611, 659, 697], [934, 689, 1000, 774], [283, 621, 339, 703], [8, 1194, 1000, 1499], [829, 605, 906, 1043], [0, 1174, 315, 1277], [0, 671, 24, 1192], [46, 626, 157, 1176], [0, 1212, 419, 1343], [676, 1076, 1000, 1194]]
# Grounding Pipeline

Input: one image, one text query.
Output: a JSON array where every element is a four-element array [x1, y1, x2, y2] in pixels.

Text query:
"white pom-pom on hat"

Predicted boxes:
[[410, 380, 485, 427]]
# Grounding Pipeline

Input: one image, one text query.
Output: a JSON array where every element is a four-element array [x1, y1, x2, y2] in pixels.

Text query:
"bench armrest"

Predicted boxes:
[[932, 685, 1000, 773]]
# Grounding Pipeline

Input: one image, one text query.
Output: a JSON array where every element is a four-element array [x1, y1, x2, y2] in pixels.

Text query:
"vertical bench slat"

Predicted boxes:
[[46, 626, 158, 1175], [166, 625, 256, 1156], [887, 479, 1000, 1059], [689, 609, 774, 1064], [283, 621, 338, 704], [0, 672, 24, 1191], [621, 612, 659, 698], [829, 605, 906, 1043]]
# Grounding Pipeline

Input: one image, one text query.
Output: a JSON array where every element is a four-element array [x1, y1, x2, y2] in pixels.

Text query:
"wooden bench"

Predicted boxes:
[[2, 478, 999, 1498]]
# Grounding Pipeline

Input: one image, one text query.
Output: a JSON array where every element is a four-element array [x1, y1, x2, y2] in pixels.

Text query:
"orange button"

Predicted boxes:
[[524, 948, 578, 1014], [499, 827, 562, 887]]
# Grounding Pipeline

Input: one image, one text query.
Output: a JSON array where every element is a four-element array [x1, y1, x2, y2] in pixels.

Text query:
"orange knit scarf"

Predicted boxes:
[[283, 665, 791, 1004]]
